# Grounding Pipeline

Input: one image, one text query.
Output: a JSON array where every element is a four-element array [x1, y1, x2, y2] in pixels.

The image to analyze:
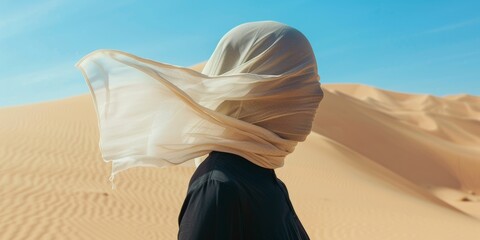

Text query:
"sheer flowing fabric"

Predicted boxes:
[[76, 21, 323, 187]]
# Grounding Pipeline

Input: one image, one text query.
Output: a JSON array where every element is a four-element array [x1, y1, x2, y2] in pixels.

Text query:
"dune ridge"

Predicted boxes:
[[0, 81, 479, 239]]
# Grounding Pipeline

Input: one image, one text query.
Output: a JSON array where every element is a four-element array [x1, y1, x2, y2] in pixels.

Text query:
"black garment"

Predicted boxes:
[[178, 151, 310, 240]]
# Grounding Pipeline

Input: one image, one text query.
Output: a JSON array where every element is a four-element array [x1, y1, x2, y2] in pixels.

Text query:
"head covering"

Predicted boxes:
[[76, 21, 323, 188]]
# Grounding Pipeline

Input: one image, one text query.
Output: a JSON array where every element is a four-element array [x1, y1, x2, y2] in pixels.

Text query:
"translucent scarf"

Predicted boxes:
[[76, 21, 323, 188]]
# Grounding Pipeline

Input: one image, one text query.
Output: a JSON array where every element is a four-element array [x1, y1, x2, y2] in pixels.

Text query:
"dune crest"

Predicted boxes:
[[0, 81, 479, 239]]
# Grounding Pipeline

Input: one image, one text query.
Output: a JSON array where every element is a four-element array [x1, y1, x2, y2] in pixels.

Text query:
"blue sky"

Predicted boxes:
[[1, 0, 479, 107]]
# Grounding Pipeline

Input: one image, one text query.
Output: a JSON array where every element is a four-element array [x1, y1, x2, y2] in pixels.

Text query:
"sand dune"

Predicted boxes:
[[318, 85, 480, 211], [1, 80, 479, 239]]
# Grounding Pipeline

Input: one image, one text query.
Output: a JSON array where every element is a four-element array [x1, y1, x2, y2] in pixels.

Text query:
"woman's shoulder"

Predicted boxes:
[[188, 168, 237, 194]]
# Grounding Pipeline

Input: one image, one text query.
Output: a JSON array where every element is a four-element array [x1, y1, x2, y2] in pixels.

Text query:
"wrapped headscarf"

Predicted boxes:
[[76, 21, 323, 188]]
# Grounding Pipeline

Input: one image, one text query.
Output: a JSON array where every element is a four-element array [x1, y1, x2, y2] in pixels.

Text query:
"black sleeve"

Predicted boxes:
[[178, 180, 243, 240]]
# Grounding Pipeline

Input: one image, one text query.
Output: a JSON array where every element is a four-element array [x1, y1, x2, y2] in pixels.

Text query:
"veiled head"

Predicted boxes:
[[202, 21, 322, 141]]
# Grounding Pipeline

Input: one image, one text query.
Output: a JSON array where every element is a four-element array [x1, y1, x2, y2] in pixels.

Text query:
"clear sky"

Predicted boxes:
[[1, 0, 479, 107]]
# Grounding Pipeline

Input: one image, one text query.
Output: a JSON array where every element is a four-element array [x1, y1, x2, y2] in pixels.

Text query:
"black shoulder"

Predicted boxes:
[[188, 169, 236, 193]]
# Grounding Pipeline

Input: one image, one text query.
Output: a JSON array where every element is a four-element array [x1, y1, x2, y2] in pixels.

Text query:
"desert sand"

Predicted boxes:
[[1, 65, 479, 239]]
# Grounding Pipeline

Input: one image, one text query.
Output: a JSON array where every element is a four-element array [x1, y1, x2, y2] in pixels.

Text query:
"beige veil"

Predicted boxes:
[[76, 21, 323, 188]]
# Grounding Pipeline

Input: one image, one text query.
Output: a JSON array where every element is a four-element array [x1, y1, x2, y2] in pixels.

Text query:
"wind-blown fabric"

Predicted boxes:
[[76, 21, 323, 188]]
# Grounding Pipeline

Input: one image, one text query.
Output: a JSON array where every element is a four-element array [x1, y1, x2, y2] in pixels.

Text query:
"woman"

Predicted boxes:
[[76, 21, 323, 239]]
